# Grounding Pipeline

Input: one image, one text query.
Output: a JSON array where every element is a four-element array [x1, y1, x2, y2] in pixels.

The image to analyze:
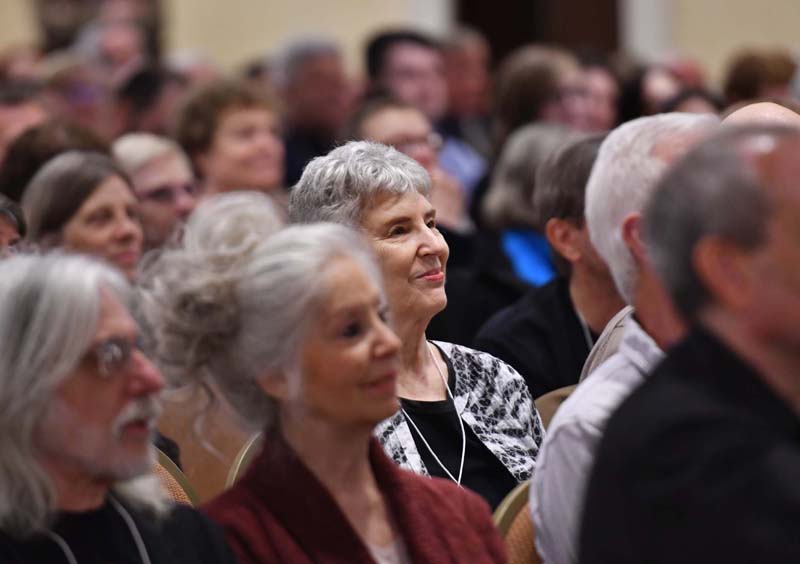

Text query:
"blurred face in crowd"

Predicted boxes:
[[129, 152, 197, 250], [36, 288, 164, 484], [444, 37, 491, 117], [359, 106, 440, 172], [540, 66, 589, 131], [0, 215, 21, 256], [286, 53, 351, 134], [361, 191, 449, 321], [380, 42, 448, 122], [583, 66, 619, 132], [61, 175, 143, 281], [0, 100, 47, 164], [286, 256, 402, 432], [199, 106, 285, 193]]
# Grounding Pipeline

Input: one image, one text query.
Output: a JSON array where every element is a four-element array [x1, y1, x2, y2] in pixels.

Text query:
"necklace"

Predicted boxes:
[[401, 341, 466, 486], [44, 496, 152, 564]]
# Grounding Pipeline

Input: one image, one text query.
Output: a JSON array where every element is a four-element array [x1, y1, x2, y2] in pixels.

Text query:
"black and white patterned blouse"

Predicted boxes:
[[374, 341, 545, 482]]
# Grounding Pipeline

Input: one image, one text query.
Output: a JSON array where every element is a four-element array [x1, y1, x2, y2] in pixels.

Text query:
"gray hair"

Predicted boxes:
[[0, 253, 165, 538], [585, 113, 719, 304], [112, 133, 191, 178], [272, 37, 341, 88], [140, 211, 381, 431], [643, 125, 795, 319], [289, 140, 431, 226], [483, 123, 581, 230]]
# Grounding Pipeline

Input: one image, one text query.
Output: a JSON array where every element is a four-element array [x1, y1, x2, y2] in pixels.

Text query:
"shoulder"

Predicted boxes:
[[146, 504, 237, 564], [435, 341, 524, 383]]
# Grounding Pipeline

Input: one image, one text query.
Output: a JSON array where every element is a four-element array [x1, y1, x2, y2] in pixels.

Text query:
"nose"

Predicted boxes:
[[114, 213, 143, 243], [127, 351, 165, 397], [174, 189, 197, 218], [419, 223, 449, 263]]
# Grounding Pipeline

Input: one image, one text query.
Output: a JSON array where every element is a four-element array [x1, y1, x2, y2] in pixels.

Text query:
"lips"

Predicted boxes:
[[417, 267, 445, 283], [110, 250, 141, 267], [362, 372, 398, 395]]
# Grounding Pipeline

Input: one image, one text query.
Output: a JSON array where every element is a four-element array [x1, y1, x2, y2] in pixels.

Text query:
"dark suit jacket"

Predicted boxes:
[[205, 431, 507, 563], [579, 326, 800, 564]]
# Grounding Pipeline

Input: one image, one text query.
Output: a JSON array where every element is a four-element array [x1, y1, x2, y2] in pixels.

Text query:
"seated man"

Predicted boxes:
[[580, 124, 800, 563], [474, 134, 624, 399], [0, 254, 235, 563]]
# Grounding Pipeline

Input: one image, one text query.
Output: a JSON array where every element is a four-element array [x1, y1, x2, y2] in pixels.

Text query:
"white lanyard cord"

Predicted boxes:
[[45, 495, 152, 564], [401, 342, 466, 487]]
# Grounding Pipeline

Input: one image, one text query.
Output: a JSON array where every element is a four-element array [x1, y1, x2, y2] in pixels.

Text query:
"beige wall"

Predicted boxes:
[[1, 0, 798, 84]]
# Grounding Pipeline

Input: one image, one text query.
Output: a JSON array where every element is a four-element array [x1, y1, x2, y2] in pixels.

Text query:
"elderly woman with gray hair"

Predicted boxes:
[[140, 211, 506, 562], [290, 141, 543, 509]]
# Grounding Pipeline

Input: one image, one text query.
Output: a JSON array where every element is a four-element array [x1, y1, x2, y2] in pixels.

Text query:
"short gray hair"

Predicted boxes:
[[585, 113, 719, 304], [0, 253, 163, 538], [140, 216, 381, 432], [289, 140, 431, 226], [112, 133, 191, 178], [643, 125, 795, 319], [272, 37, 341, 88]]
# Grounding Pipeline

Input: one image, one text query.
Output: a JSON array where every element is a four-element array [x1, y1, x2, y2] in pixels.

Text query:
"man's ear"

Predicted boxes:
[[621, 212, 645, 262], [692, 236, 753, 311], [545, 217, 581, 264]]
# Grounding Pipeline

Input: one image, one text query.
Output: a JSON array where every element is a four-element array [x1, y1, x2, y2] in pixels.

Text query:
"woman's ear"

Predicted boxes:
[[256, 371, 289, 402], [545, 217, 581, 264]]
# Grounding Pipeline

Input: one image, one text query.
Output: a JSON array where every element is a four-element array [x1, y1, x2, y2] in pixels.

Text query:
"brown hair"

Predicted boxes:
[[173, 79, 278, 173], [723, 48, 797, 105]]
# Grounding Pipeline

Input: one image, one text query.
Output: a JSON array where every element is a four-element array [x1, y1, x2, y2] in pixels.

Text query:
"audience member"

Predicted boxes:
[[0, 119, 108, 202], [530, 112, 717, 564], [723, 48, 797, 106], [483, 123, 580, 286], [274, 38, 352, 185], [0, 253, 236, 563], [660, 87, 723, 114], [441, 26, 492, 157], [141, 221, 507, 563], [581, 123, 800, 563], [580, 61, 620, 131], [22, 151, 143, 281], [115, 66, 189, 135], [365, 29, 487, 194], [492, 45, 584, 154], [291, 141, 543, 508], [174, 79, 285, 202], [475, 134, 624, 399], [0, 195, 25, 256], [113, 133, 197, 251], [722, 100, 800, 127], [617, 65, 681, 124], [0, 80, 48, 166]]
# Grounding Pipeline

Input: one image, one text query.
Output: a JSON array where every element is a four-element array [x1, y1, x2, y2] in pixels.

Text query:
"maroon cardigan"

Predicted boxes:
[[203, 432, 507, 563]]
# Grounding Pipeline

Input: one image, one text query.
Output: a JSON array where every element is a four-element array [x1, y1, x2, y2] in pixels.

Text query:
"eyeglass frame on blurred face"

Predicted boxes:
[[137, 181, 198, 205], [91, 336, 147, 378], [385, 132, 443, 154]]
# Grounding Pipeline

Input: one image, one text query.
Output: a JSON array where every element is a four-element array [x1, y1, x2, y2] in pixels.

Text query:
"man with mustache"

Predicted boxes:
[[0, 253, 236, 563]]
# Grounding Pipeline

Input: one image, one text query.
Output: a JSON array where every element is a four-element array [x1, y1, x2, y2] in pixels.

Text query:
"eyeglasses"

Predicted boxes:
[[387, 132, 443, 154], [92, 337, 145, 378]]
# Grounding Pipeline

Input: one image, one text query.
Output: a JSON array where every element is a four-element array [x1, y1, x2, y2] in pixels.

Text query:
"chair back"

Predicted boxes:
[[493, 481, 542, 564], [226, 432, 264, 487], [156, 448, 199, 506]]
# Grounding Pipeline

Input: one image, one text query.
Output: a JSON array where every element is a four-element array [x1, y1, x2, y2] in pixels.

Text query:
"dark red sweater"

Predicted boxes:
[[204, 432, 507, 563]]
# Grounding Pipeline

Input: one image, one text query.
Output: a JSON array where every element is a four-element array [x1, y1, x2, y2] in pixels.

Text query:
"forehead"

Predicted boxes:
[[78, 175, 136, 211], [363, 190, 432, 224], [317, 256, 380, 315], [385, 42, 442, 70], [131, 152, 193, 191], [217, 106, 274, 131], [94, 287, 137, 343], [361, 107, 430, 141]]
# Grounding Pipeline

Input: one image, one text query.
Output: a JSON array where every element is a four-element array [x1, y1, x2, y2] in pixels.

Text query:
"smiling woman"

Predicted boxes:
[[290, 141, 544, 509], [22, 151, 143, 281]]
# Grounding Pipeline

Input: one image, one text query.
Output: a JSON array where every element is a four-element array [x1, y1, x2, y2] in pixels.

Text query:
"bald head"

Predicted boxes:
[[722, 102, 800, 128]]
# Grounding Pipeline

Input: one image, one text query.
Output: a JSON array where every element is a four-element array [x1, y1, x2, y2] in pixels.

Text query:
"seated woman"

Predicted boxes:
[[22, 151, 142, 281], [140, 222, 506, 563], [290, 141, 544, 509]]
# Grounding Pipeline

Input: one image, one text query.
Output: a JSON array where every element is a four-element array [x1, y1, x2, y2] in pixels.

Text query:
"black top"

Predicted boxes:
[[0, 498, 237, 564], [473, 277, 593, 398], [400, 348, 518, 509], [579, 327, 800, 564], [283, 128, 335, 187]]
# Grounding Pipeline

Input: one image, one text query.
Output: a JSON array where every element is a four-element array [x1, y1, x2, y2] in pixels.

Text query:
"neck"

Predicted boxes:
[[393, 312, 445, 401], [702, 309, 800, 414], [569, 267, 626, 334], [633, 267, 687, 349], [42, 460, 110, 513], [280, 413, 378, 498]]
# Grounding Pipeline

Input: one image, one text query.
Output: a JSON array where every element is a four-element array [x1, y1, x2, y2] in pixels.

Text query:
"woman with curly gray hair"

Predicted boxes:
[[290, 140, 544, 509], [140, 207, 506, 562]]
